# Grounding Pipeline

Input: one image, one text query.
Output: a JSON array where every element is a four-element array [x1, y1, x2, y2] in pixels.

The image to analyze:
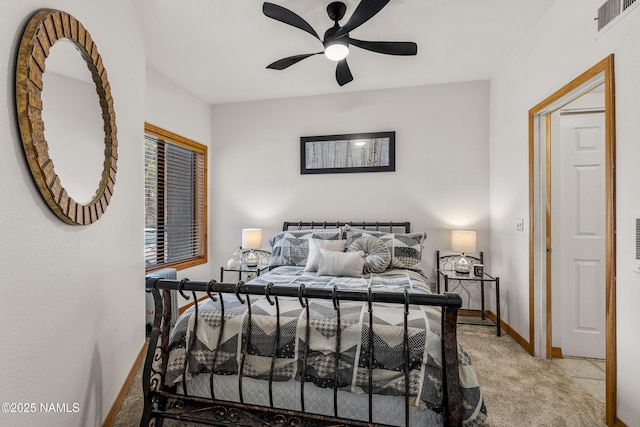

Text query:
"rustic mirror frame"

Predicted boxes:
[[16, 9, 117, 225]]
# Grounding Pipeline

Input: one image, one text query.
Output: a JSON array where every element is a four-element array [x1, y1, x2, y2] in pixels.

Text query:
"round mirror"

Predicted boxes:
[[42, 40, 105, 204], [16, 9, 118, 225]]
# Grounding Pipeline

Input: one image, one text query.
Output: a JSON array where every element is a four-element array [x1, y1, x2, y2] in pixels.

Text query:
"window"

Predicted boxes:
[[144, 123, 207, 272]]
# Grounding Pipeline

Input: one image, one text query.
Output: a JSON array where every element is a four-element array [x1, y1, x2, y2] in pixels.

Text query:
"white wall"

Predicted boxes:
[[0, 1, 145, 425], [489, 0, 640, 422], [211, 81, 491, 290], [145, 67, 214, 305]]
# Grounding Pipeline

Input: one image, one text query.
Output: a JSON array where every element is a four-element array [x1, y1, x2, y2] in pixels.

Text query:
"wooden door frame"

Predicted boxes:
[[528, 55, 616, 426]]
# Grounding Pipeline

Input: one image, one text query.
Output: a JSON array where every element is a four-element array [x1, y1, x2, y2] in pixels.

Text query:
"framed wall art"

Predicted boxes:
[[300, 131, 395, 174]]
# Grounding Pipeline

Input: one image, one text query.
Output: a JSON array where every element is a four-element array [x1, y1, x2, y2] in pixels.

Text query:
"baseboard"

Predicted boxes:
[[102, 342, 148, 427], [458, 309, 483, 317], [614, 416, 628, 427], [473, 310, 533, 355], [551, 346, 564, 358]]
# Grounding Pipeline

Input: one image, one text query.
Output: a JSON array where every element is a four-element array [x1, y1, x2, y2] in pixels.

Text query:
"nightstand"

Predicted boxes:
[[436, 250, 501, 336], [221, 249, 270, 282]]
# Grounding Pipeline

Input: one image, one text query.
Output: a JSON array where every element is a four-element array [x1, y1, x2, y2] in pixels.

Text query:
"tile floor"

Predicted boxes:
[[552, 357, 606, 403]]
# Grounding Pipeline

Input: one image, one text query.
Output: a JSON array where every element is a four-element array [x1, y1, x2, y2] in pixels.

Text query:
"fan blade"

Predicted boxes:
[[349, 38, 417, 56], [266, 52, 323, 70], [334, 0, 390, 38], [263, 2, 320, 41], [336, 59, 353, 86]]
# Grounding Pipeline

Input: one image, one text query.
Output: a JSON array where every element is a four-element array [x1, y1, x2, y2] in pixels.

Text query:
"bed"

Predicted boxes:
[[141, 221, 487, 426]]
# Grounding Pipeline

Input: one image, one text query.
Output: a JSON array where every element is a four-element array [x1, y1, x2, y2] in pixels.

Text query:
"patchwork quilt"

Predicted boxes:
[[164, 266, 487, 425]]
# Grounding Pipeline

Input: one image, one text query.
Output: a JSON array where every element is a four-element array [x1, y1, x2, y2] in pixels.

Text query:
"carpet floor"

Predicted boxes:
[[112, 324, 606, 426], [457, 324, 605, 426]]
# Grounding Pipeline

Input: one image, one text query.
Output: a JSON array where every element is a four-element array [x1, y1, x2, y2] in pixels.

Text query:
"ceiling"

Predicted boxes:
[[131, 0, 558, 105]]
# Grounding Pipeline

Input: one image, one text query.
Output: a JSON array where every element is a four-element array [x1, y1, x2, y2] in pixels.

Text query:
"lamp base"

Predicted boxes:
[[454, 254, 472, 274], [245, 250, 259, 267]]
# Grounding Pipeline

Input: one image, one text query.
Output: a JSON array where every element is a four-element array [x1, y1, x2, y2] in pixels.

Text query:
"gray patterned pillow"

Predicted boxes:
[[345, 231, 427, 272], [268, 229, 342, 268], [347, 235, 390, 274]]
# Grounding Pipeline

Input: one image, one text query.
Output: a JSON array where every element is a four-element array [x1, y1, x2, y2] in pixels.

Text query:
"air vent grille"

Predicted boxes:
[[598, 0, 621, 30], [636, 217, 640, 261], [598, 0, 638, 31]]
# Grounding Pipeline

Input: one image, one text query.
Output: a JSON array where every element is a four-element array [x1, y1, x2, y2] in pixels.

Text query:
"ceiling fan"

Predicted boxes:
[[263, 0, 418, 86]]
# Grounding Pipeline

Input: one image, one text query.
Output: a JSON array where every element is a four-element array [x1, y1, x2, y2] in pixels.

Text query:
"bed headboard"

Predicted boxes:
[[282, 221, 411, 233]]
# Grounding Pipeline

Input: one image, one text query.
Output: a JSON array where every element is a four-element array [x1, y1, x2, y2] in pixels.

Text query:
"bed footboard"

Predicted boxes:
[[141, 277, 463, 427]]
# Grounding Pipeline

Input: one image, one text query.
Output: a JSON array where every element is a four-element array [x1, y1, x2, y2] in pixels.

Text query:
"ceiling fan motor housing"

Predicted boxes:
[[327, 2, 347, 22], [324, 2, 349, 52], [324, 25, 349, 46]]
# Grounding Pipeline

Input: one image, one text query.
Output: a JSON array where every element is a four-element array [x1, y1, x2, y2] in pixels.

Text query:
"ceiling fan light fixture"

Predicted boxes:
[[324, 40, 349, 61], [263, 1, 417, 86]]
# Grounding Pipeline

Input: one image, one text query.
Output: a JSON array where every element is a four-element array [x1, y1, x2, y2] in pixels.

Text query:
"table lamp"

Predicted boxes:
[[242, 228, 262, 267], [451, 230, 476, 274]]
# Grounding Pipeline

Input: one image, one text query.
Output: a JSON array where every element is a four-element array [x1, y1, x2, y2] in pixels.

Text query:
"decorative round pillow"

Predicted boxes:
[[347, 235, 391, 274]]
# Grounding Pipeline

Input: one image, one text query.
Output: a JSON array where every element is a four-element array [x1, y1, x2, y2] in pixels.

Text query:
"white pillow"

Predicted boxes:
[[304, 238, 347, 272], [317, 249, 365, 277]]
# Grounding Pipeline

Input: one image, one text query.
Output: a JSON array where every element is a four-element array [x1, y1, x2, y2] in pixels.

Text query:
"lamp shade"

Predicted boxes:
[[451, 230, 476, 254], [242, 228, 262, 250]]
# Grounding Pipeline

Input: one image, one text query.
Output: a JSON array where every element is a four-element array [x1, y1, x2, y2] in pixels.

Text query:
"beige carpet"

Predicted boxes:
[[112, 324, 606, 426], [457, 324, 606, 426]]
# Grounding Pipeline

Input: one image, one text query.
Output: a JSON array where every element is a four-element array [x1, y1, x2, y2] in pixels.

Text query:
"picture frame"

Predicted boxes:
[[300, 131, 395, 174]]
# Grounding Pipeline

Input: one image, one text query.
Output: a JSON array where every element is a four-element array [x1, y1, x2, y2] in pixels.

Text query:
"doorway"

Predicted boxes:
[[528, 55, 616, 425]]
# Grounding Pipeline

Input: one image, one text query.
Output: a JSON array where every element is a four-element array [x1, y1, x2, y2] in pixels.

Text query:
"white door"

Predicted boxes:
[[556, 111, 606, 359]]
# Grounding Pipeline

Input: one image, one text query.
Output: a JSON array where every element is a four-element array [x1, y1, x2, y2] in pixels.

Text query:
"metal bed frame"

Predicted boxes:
[[140, 221, 464, 427], [281, 221, 411, 233]]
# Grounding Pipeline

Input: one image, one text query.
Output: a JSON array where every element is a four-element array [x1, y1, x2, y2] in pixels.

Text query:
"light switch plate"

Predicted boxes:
[[516, 218, 524, 232]]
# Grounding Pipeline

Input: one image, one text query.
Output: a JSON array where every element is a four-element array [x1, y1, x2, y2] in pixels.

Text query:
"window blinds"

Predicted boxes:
[[144, 133, 205, 270]]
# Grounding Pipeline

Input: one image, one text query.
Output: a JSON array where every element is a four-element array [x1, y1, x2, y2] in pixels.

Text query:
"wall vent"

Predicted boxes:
[[597, 0, 638, 31], [597, 0, 621, 31], [635, 216, 640, 272]]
